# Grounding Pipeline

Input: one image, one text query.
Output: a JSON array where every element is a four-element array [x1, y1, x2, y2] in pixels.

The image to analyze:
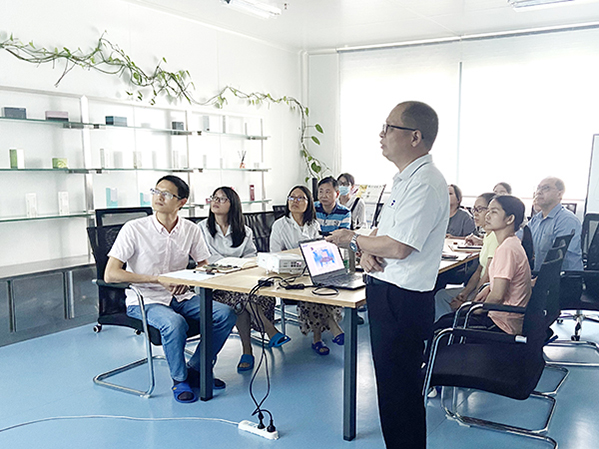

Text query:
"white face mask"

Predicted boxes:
[[339, 186, 350, 196]]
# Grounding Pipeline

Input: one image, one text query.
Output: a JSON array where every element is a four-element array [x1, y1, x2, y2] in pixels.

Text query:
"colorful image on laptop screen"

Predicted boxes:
[[300, 239, 346, 277]]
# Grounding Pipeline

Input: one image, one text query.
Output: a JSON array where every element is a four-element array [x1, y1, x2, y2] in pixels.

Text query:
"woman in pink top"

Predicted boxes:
[[474, 195, 532, 334], [433, 195, 533, 335]]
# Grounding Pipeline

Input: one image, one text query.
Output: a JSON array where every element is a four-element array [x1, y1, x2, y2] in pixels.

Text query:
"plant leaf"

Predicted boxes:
[[311, 136, 321, 145], [315, 124, 323, 133], [311, 162, 321, 173]]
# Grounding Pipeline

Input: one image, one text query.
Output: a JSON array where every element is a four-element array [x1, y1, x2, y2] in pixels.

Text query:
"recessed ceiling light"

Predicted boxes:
[[221, 0, 282, 19]]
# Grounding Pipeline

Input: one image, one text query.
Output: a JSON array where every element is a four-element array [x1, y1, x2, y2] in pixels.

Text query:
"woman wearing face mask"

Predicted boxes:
[[434, 192, 498, 320], [199, 187, 290, 372], [337, 173, 366, 230]]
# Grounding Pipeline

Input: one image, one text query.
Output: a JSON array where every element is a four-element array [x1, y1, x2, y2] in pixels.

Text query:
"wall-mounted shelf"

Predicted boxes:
[[0, 212, 91, 224]]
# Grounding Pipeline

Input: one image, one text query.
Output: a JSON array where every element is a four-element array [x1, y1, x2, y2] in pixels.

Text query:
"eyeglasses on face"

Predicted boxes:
[[288, 196, 308, 203], [535, 185, 555, 194], [382, 123, 423, 139], [472, 206, 488, 214], [209, 196, 230, 204], [150, 188, 181, 201]]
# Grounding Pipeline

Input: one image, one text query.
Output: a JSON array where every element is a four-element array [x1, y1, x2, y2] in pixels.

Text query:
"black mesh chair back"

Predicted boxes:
[[582, 213, 599, 263], [95, 207, 153, 227], [272, 205, 286, 220], [243, 211, 276, 253]]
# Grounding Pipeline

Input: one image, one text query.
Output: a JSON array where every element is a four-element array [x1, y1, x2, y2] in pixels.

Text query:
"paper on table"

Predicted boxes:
[[161, 269, 225, 282]]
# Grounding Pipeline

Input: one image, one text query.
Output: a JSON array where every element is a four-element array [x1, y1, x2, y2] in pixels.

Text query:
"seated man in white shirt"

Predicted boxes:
[[105, 175, 237, 403]]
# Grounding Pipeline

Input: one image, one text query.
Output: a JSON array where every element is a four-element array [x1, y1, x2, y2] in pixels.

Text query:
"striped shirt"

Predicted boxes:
[[315, 201, 351, 234]]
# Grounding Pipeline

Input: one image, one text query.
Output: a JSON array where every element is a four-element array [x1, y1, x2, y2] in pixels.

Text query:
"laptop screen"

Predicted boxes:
[[299, 239, 346, 278]]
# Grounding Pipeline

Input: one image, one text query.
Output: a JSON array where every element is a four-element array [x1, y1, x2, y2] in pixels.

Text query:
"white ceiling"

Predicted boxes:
[[129, 0, 599, 51]]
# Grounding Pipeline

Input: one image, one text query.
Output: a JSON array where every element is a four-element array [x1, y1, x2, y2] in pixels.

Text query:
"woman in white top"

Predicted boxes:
[[200, 187, 290, 372], [270, 185, 321, 252], [270, 185, 344, 356], [337, 173, 366, 230]]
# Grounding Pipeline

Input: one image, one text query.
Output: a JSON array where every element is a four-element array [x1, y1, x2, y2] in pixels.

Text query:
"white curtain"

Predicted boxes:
[[339, 27, 599, 201]]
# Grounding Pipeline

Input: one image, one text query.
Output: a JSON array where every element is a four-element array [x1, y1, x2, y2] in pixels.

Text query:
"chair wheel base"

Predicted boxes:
[[93, 324, 102, 333]]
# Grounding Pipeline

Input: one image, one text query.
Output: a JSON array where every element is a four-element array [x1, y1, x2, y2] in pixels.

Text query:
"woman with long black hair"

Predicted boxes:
[[199, 187, 290, 372]]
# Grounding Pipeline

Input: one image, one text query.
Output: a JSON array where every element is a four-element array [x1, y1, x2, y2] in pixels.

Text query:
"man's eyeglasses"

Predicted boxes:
[[535, 185, 555, 194], [472, 206, 488, 214], [209, 196, 230, 204], [288, 196, 308, 203], [150, 188, 181, 201], [382, 123, 422, 138]]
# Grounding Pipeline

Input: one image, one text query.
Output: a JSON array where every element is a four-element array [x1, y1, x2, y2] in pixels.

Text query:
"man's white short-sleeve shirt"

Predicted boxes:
[[108, 214, 210, 307], [372, 154, 449, 292]]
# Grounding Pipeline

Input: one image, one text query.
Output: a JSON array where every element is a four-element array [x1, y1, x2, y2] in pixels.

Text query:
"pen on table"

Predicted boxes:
[[193, 269, 216, 275]]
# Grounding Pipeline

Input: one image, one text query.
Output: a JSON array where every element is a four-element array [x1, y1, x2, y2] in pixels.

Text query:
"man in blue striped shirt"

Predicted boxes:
[[315, 176, 351, 235]]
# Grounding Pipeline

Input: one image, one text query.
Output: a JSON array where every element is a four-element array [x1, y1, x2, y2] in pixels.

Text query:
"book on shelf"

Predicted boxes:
[[200, 257, 257, 273]]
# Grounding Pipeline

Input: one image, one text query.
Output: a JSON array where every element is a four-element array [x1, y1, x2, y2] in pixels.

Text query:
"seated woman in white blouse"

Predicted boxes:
[[199, 187, 290, 372], [270, 185, 344, 356]]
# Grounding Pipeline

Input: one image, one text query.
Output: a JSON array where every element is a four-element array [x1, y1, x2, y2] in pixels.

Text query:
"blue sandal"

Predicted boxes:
[[172, 381, 197, 403], [268, 332, 291, 348], [311, 341, 330, 356], [237, 354, 255, 372], [333, 333, 345, 346]]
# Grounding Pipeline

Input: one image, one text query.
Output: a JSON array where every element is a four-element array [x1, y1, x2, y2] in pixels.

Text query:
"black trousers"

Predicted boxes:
[[366, 278, 434, 449]]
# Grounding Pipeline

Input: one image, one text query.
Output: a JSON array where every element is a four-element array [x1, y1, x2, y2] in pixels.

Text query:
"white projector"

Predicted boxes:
[[257, 252, 305, 275]]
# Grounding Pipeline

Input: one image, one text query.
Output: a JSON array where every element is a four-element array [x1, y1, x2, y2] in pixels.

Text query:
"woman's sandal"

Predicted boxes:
[[172, 381, 197, 403], [237, 354, 255, 372], [311, 341, 330, 356], [332, 333, 345, 346], [268, 332, 291, 348]]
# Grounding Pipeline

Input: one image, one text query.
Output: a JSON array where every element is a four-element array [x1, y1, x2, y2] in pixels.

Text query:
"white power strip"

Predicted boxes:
[[238, 420, 279, 440]]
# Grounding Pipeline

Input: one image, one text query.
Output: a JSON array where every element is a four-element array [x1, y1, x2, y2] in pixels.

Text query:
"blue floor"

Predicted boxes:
[[1, 309, 599, 448]]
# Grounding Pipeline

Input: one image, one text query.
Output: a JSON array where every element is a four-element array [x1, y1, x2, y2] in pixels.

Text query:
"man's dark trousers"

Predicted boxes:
[[367, 277, 434, 449]]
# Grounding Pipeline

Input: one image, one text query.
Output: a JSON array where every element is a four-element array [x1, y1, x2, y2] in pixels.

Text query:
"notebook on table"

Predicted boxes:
[[299, 239, 365, 290]]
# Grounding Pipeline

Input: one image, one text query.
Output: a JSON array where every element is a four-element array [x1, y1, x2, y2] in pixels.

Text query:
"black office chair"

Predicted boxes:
[[548, 215, 599, 365], [87, 224, 200, 397], [272, 205, 286, 220], [423, 247, 564, 448], [95, 207, 153, 226], [243, 211, 276, 253]]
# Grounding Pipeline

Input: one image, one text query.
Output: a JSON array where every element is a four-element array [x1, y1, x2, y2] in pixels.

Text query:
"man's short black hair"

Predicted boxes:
[[318, 176, 338, 190], [156, 175, 189, 199], [400, 101, 439, 149]]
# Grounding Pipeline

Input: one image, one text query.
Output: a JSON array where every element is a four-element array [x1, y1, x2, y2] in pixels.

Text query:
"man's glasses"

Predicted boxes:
[[150, 188, 181, 201], [535, 185, 555, 194], [288, 196, 308, 203], [382, 123, 422, 138], [472, 206, 488, 214], [209, 196, 230, 204]]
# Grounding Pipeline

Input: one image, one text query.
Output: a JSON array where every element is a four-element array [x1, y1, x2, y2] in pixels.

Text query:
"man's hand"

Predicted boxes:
[[473, 285, 490, 303], [326, 229, 354, 247], [159, 280, 189, 296], [360, 252, 384, 273]]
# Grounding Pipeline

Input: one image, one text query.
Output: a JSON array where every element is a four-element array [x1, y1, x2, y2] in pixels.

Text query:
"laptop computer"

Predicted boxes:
[[299, 239, 365, 290]]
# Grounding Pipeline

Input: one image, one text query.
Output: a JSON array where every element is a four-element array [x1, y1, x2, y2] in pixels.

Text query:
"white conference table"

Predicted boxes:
[[158, 242, 478, 441]]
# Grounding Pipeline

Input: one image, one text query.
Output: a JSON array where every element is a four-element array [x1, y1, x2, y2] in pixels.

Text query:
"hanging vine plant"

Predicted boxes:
[[0, 32, 327, 180]]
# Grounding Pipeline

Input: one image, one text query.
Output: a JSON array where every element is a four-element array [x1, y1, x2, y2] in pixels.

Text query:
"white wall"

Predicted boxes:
[[0, 0, 302, 266]]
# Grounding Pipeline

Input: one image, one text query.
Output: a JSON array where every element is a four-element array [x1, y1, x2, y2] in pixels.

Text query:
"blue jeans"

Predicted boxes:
[[127, 296, 236, 382]]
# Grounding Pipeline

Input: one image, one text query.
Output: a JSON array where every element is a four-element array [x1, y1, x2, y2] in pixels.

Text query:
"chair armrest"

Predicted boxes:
[[94, 279, 131, 289], [480, 303, 526, 314], [447, 327, 526, 344]]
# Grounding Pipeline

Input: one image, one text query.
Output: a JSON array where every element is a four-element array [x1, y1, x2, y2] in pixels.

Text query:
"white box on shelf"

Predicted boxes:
[[25, 193, 37, 218], [112, 151, 123, 168], [140, 192, 151, 206], [58, 192, 69, 215], [133, 151, 143, 169]]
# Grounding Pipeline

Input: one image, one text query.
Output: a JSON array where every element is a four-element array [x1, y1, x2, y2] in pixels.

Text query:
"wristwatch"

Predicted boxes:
[[349, 233, 360, 253]]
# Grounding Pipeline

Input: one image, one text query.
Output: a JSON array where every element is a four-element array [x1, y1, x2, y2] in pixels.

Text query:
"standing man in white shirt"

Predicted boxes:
[[105, 175, 237, 404], [327, 101, 449, 449]]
